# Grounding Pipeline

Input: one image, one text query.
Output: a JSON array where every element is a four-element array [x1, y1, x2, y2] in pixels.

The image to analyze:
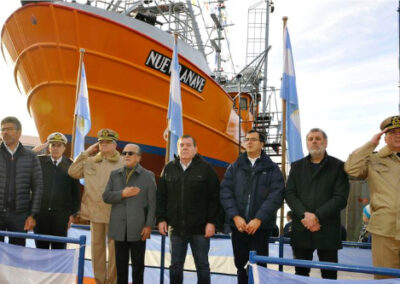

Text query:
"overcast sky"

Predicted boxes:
[[0, 0, 399, 161]]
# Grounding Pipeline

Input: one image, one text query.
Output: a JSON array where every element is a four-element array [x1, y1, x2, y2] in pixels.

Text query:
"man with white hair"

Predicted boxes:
[[285, 128, 349, 279]]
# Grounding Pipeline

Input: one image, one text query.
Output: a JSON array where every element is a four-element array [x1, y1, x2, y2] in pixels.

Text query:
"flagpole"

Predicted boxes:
[[280, 16, 288, 235], [71, 48, 85, 159], [165, 33, 179, 165]]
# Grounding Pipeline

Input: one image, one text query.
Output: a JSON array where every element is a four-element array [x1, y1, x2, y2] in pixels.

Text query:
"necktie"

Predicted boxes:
[[53, 160, 57, 166]]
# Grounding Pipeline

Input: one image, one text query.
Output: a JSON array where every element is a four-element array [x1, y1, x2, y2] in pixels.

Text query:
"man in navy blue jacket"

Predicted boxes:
[[220, 129, 284, 284]]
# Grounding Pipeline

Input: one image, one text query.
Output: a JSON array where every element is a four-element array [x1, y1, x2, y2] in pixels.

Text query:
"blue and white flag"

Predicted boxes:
[[280, 27, 303, 163], [73, 62, 91, 159], [0, 242, 79, 283], [167, 36, 183, 162]]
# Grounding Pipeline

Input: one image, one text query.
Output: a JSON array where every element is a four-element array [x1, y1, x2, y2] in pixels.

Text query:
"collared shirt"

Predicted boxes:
[[4, 142, 20, 156], [180, 160, 192, 171], [51, 156, 62, 166], [248, 155, 260, 167]]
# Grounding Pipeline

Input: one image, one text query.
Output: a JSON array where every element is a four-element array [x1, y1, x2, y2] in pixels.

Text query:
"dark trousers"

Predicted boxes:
[[169, 232, 211, 284], [0, 211, 28, 246], [292, 247, 338, 279], [231, 228, 270, 284], [115, 240, 146, 284], [34, 210, 69, 249]]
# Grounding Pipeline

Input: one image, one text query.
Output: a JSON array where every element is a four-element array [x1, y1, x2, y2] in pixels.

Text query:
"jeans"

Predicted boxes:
[[169, 232, 210, 284], [0, 211, 29, 246], [231, 228, 270, 284]]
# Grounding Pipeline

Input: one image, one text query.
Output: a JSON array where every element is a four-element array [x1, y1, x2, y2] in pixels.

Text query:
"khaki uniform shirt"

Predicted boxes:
[[345, 141, 400, 239], [68, 151, 124, 223]]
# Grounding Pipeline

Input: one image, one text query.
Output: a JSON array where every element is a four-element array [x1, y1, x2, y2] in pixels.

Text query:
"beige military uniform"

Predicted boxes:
[[69, 150, 123, 284], [345, 141, 400, 278]]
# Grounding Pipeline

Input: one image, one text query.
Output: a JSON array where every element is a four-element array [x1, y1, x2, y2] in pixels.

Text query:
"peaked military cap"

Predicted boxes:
[[97, 128, 119, 142], [47, 132, 68, 144], [380, 115, 400, 131]]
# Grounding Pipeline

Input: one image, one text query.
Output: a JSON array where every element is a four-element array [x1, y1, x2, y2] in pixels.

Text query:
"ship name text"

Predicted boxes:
[[145, 50, 206, 93]]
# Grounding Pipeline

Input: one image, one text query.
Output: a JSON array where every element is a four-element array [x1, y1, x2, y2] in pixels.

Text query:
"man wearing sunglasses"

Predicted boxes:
[[69, 128, 123, 284], [156, 134, 220, 284], [0, 116, 43, 246], [220, 129, 284, 284], [346, 115, 400, 278], [103, 144, 156, 284]]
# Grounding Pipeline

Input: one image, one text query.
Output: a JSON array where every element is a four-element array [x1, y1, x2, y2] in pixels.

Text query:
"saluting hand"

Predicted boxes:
[[371, 128, 387, 146], [31, 142, 48, 154], [86, 142, 100, 155]]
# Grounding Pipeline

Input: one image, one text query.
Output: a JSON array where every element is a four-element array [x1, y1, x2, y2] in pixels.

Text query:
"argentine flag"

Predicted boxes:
[[73, 62, 91, 159], [167, 35, 183, 162], [280, 26, 304, 164], [0, 242, 79, 283]]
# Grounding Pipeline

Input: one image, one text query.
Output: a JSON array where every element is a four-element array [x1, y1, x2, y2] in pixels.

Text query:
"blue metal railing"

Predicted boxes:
[[248, 250, 400, 283], [0, 231, 86, 284]]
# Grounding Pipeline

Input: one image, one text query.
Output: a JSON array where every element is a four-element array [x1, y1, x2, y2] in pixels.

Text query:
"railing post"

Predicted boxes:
[[160, 235, 166, 284], [248, 251, 256, 284], [278, 235, 284, 271], [77, 235, 86, 284]]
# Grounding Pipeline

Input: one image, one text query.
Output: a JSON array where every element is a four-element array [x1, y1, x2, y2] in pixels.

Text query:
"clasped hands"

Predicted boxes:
[[302, 212, 320, 232], [233, 216, 261, 235]]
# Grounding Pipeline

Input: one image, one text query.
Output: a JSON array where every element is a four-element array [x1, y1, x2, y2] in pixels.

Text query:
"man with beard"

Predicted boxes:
[[285, 128, 349, 279], [345, 116, 400, 278]]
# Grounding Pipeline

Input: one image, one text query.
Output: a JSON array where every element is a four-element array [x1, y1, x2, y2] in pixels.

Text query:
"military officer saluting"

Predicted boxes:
[[35, 132, 81, 249]]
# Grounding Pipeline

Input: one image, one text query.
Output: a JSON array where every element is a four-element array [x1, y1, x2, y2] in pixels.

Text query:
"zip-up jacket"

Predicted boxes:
[[156, 154, 220, 235], [0, 142, 43, 215], [220, 151, 284, 230]]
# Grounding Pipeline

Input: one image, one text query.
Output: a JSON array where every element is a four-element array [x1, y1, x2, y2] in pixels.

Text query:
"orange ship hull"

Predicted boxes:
[[1, 2, 244, 176]]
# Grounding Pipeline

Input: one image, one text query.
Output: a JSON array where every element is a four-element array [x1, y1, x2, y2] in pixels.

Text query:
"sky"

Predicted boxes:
[[0, 0, 399, 161]]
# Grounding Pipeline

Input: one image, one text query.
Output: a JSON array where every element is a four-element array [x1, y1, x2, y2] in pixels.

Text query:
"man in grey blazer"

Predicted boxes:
[[103, 144, 156, 284]]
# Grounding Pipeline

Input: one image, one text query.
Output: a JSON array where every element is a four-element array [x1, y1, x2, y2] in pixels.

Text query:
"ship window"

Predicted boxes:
[[239, 98, 248, 110]]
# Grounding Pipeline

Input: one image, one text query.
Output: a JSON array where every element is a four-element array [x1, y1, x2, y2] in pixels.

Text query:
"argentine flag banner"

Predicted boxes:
[[73, 62, 91, 159], [0, 242, 79, 283], [280, 26, 304, 164], [167, 35, 183, 162]]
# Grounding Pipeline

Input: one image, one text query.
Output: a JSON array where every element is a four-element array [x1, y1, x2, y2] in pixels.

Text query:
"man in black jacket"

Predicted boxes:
[[156, 134, 220, 284], [0, 116, 43, 246], [34, 132, 80, 249], [220, 129, 284, 284], [285, 128, 349, 279]]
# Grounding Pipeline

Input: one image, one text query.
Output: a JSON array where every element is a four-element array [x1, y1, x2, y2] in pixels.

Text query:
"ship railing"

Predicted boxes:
[[0, 230, 87, 284]]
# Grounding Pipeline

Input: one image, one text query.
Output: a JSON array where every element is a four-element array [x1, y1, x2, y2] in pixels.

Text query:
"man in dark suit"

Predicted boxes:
[[103, 144, 156, 284], [35, 132, 80, 249], [285, 128, 349, 279]]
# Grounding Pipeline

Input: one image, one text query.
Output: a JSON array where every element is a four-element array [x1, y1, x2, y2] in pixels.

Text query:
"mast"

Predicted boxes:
[[262, 0, 271, 115]]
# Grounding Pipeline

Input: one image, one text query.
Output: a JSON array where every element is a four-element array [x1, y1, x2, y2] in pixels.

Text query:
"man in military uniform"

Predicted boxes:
[[69, 129, 123, 284], [35, 132, 80, 249], [346, 116, 400, 278]]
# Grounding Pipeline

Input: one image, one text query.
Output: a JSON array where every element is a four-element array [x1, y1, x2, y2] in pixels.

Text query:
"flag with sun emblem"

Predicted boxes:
[[280, 26, 303, 163], [73, 62, 91, 159]]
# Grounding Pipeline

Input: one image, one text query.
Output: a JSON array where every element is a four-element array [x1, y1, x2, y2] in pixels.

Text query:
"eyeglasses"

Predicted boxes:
[[122, 151, 138, 156], [244, 138, 260, 142], [0, 127, 17, 132]]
